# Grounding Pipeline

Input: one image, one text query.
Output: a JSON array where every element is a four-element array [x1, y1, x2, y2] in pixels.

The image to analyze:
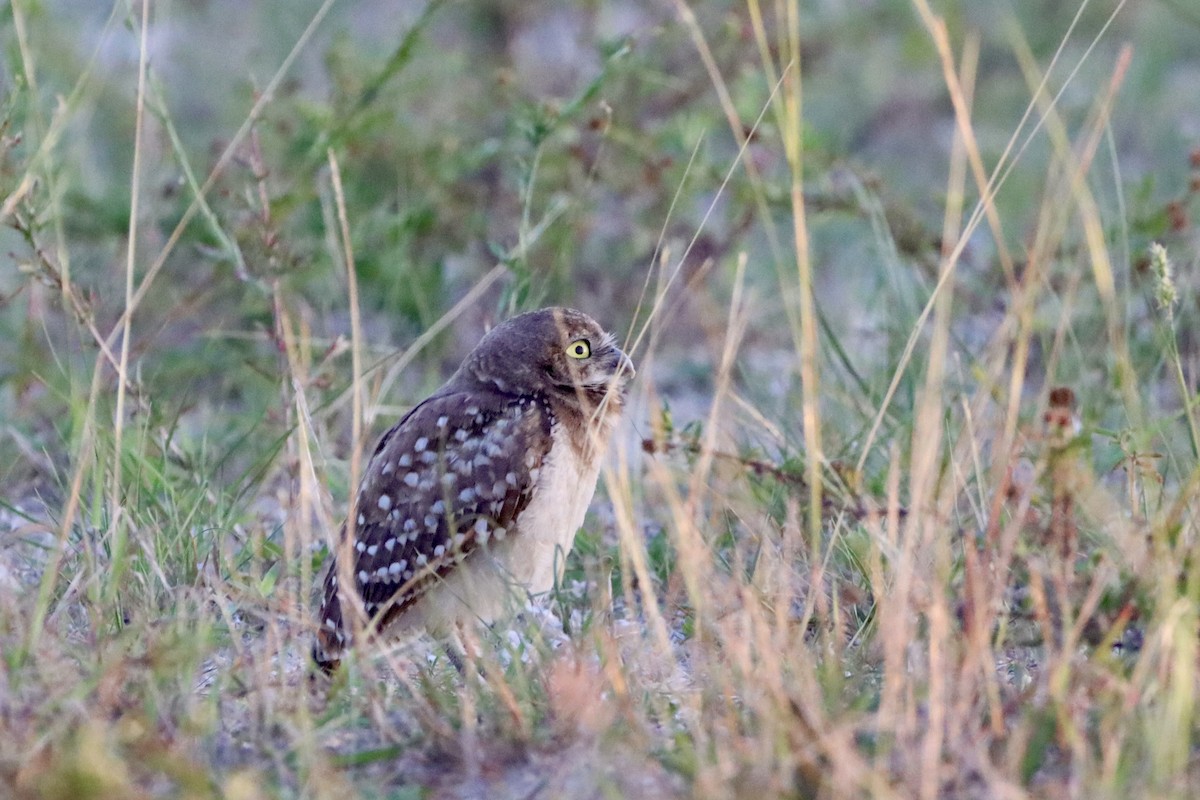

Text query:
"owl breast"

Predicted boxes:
[[375, 417, 603, 640], [497, 419, 600, 594]]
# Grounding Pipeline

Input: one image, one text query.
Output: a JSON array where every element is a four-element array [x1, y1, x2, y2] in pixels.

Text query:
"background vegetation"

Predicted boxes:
[[2, 0, 1199, 796]]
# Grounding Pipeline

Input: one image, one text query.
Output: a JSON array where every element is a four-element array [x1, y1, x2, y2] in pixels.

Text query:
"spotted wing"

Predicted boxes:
[[314, 391, 551, 669]]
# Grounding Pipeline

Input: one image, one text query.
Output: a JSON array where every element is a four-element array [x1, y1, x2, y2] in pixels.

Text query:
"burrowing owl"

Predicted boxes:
[[314, 307, 634, 672]]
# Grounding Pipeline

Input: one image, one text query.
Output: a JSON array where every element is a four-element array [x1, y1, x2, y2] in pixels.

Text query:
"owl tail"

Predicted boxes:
[[313, 630, 342, 674], [313, 560, 347, 674]]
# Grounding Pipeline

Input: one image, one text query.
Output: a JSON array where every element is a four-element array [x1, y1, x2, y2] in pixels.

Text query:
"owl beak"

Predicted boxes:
[[615, 349, 636, 381]]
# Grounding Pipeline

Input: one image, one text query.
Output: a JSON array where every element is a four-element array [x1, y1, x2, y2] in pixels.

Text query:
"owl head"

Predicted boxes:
[[458, 307, 635, 406]]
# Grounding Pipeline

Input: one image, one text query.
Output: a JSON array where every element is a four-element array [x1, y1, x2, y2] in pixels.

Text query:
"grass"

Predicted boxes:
[[3, 0, 1200, 797]]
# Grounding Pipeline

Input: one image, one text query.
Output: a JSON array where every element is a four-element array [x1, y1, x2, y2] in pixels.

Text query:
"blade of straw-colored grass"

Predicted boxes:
[[108, 0, 152, 601], [326, 148, 368, 658], [775, 4, 825, 549], [744, 1, 782, 125], [909, 3, 1019, 290], [277, 295, 332, 628]]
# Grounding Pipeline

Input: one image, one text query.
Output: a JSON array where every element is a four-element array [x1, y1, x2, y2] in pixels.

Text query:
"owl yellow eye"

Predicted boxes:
[[566, 339, 591, 359]]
